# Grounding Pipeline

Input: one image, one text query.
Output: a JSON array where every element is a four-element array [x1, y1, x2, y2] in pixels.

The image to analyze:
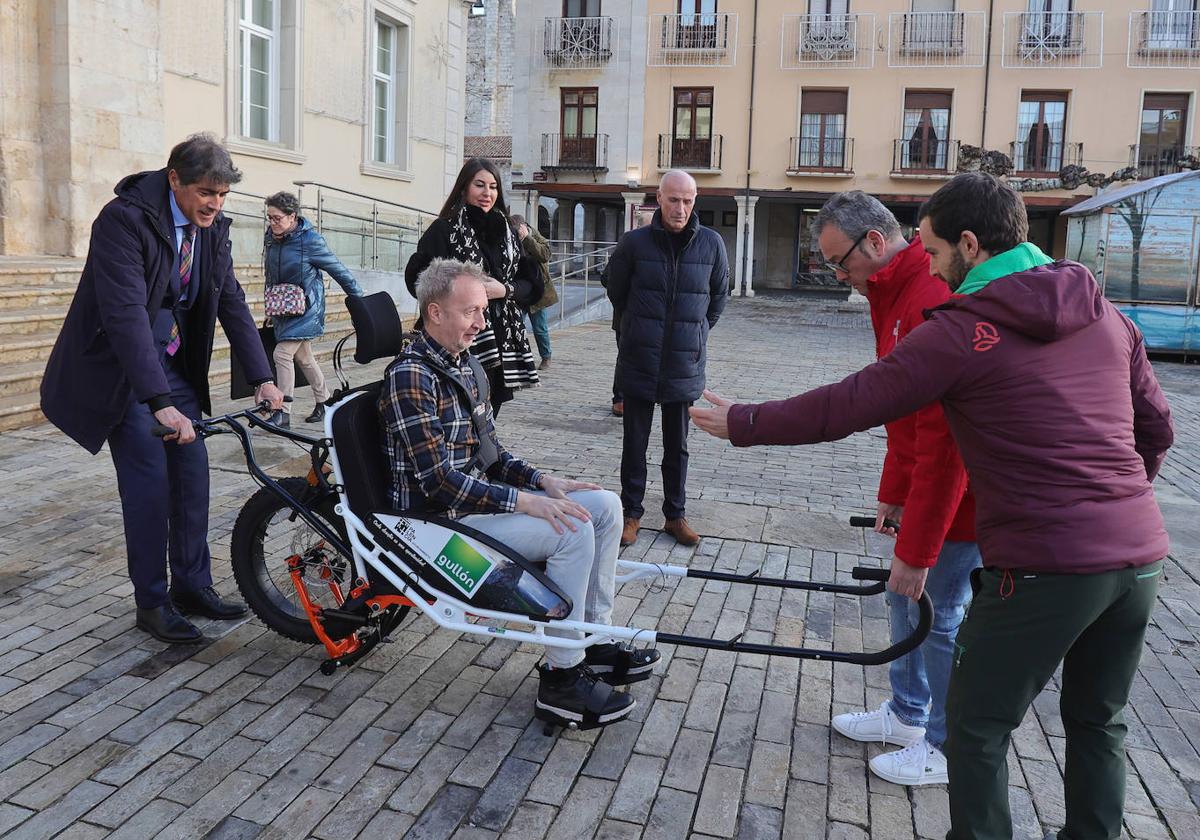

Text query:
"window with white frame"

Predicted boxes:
[[366, 14, 410, 173], [373, 19, 397, 164], [238, 0, 279, 142]]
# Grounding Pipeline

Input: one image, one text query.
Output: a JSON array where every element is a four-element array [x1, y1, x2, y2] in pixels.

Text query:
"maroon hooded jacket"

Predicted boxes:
[[729, 261, 1173, 573], [867, 236, 975, 568]]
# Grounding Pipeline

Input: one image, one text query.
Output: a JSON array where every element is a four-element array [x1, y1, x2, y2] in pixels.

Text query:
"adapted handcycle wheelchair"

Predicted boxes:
[[182, 293, 932, 732]]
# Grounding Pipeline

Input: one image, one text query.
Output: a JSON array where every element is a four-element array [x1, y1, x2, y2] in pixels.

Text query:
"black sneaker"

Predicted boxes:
[[266, 410, 290, 429], [305, 404, 325, 423], [535, 663, 635, 728], [584, 642, 661, 685]]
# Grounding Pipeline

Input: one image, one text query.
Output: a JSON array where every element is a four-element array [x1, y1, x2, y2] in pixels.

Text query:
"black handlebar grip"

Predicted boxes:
[[849, 515, 901, 534], [851, 566, 888, 582], [150, 424, 176, 438]]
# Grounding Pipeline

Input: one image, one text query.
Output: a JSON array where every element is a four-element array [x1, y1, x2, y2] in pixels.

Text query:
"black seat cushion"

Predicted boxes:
[[346, 292, 406, 365], [331, 384, 391, 517]]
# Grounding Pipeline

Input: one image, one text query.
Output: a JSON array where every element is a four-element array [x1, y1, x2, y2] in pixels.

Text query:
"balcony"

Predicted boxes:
[[540, 134, 609, 177], [1010, 140, 1083, 175], [887, 11, 986, 68], [781, 13, 875, 70], [1129, 10, 1200, 68], [648, 13, 737, 67], [657, 134, 723, 172], [541, 17, 615, 70], [892, 138, 959, 176], [1001, 11, 1102, 69], [1129, 144, 1200, 179], [787, 137, 854, 176]]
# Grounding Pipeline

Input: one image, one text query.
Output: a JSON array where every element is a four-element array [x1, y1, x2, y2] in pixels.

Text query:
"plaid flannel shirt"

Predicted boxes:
[[379, 332, 541, 516]]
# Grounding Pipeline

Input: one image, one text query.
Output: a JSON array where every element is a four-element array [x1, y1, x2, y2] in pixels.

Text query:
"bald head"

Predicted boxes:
[[657, 170, 698, 233]]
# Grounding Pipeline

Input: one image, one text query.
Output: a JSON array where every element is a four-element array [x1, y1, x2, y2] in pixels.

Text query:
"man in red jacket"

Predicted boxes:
[[813, 192, 980, 787], [692, 173, 1173, 840]]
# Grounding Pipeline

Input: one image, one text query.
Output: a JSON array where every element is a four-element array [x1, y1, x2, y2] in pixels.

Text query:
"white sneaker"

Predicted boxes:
[[869, 739, 948, 786], [831, 701, 925, 747]]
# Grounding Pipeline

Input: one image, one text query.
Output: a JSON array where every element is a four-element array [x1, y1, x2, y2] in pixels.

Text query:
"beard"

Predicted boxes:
[[944, 248, 970, 291]]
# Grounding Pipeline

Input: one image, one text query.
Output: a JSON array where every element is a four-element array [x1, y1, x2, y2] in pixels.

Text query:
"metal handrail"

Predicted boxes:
[[291, 180, 438, 218], [545, 243, 617, 324]]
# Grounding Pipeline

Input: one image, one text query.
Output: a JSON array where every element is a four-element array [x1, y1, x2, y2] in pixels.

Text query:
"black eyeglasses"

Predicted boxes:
[[823, 230, 869, 274]]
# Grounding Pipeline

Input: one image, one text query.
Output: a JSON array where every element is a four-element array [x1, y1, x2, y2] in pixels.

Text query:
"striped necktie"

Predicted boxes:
[[165, 224, 195, 357]]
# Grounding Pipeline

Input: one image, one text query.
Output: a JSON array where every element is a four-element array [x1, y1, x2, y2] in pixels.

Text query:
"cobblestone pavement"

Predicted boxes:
[[1, 296, 1198, 839]]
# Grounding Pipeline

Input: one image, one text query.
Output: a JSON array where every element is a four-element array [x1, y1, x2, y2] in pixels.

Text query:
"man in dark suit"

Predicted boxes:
[[41, 133, 283, 643]]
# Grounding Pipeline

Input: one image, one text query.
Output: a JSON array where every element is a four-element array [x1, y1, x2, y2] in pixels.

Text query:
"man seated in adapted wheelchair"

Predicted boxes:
[[377, 258, 660, 729]]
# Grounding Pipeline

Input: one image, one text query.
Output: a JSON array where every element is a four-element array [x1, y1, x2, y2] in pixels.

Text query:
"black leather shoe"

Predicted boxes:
[[305, 404, 325, 424], [136, 604, 203, 644], [170, 586, 248, 620], [266, 410, 290, 428]]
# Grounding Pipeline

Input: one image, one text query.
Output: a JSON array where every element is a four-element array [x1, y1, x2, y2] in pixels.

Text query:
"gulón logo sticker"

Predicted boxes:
[[431, 534, 495, 598]]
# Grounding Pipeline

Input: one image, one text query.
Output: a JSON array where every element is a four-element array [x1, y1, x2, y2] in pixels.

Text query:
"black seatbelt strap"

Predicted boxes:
[[396, 352, 499, 474]]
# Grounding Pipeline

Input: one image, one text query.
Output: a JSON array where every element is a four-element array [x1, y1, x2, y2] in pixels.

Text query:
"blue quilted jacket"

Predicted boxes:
[[263, 217, 364, 341]]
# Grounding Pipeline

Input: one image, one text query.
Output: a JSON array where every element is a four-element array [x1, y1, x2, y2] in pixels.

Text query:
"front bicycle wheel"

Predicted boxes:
[[230, 477, 355, 643]]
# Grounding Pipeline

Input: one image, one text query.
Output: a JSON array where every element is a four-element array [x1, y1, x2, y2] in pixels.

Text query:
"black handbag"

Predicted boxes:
[[229, 323, 309, 399]]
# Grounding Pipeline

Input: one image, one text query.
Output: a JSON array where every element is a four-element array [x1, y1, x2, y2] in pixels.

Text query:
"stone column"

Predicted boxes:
[[509, 189, 539, 226], [555, 199, 577, 241], [733, 195, 760, 297]]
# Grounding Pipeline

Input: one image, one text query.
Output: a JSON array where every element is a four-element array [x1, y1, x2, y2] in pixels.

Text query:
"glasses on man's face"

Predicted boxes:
[[267, 213, 291, 224], [823, 230, 869, 274]]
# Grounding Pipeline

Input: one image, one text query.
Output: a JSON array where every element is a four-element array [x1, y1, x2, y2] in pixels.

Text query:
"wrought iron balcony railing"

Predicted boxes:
[[1129, 10, 1200, 68], [1129, 144, 1200, 179], [1010, 140, 1083, 174], [888, 11, 986, 67], [781, 13, 875, 70], [892, 138, 959, 174], [787, 136, 854, 174], [1002, 11, 1102, 68], [657, 134, 723, 172], [542, 17, 615, 69], [648, 13, 737, 67], [541, 133, 609, 173]]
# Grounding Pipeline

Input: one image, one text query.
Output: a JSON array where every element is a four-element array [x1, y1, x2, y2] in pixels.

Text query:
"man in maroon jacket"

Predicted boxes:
[[692, 173, 1173, 840], [814, 192, 979, 787]]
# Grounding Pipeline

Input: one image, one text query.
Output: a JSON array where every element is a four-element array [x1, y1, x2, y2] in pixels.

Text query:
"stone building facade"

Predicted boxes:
[[464, 0, 516, 192], [0, 0, 475, 259]]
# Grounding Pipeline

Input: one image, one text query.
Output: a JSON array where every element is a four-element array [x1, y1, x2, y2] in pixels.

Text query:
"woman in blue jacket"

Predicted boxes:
[[263, 192, 363, 427]]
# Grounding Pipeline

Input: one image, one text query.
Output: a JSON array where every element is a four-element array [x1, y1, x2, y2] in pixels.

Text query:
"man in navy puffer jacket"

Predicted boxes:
[[603, 170, 729, 547]]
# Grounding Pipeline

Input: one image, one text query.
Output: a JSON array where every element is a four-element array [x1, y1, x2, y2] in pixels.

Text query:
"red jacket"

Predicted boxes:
[[867, 237, 975, 567], [728, 262, 1172, 574]]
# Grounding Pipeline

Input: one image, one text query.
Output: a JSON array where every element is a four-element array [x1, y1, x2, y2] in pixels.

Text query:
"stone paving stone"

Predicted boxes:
[[527, 738, 592, 806], [547, 776, 616, 838], [635, 700, 688, 758], [736, 802, 783, 840], [0, 759, 50, 801], [162, 735, 261, 806], [107, 688, 202, 744], [498, 800, 556, 840], [662, 728, 715, 794], [583, 717, 644, 781], [0, 802, 33, 835], [744, 740, 790, 809], [404, 783, 480, 840], [0, 723, 64, 773], [358, 807, 416, 837], [3, 779, 112, 840], [316, 725, 398, 794], [202, 814, 264, 840], [644, 787, 698, 840], [388, 742, 468, 815], [257, 784, 341, 840], [448, 723, 523, 788], [378, 708, 456, 772], [157, 770, 267, 839], [11, 739, 127, 810], [469, 756, 541, 831], [240, 712, 330, 778], [608, 753, 665, 824], [84, 751, 197, 828], [308, 696, 388, 757], [177, 699, 271, 760], [694, 764, 744, 838], [312, 765, 406, 840], [783, 780, 829, 840]]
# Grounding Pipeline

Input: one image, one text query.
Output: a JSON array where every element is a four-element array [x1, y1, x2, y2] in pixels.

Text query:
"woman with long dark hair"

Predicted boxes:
[[405, 158, 542, 414]]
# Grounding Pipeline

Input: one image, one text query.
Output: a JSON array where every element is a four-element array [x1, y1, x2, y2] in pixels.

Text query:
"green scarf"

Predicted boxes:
[[957, 242, 1053, 296]]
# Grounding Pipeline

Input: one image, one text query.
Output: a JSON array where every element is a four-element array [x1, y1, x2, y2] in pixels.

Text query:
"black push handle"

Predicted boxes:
[[850, 515, 901, 534], [151, 399, 281, 438], [850, 565, 933, 664]]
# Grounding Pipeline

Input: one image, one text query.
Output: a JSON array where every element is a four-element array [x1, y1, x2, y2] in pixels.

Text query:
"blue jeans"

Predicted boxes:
[[527, 310, 551, 360], [886, 540, 982, 749]]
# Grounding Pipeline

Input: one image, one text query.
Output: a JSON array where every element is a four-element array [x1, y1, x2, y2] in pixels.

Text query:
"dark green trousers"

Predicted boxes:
[[943, 560, 1163, 840]]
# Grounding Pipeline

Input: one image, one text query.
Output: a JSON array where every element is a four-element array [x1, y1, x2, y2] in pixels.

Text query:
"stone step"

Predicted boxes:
[[0, 360, 49, 399], [0, 392, 44, 433], [0, 287, 78, 311], [0, 257, 86, 288]]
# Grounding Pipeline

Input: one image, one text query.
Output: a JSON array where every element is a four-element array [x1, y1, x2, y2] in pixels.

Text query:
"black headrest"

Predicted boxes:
[[346, 292, 406, 364]]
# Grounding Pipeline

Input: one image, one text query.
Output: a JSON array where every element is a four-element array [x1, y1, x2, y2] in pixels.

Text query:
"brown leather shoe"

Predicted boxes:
[[612, 401, 624, 417], [620, 517, 640, 546], [664, 518, 700, 546]]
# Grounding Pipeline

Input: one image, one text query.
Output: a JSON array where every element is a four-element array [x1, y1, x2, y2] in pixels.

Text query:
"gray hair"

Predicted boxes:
[[166, 132, 242, 186], [812, 191, 902, 245], [265, 191, 300, 216], [659, 169, 697, 193], [416, 259, 487, 319]]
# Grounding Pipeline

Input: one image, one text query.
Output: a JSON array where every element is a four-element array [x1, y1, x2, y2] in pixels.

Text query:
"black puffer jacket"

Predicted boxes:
[[603, 210, 729, 403]]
